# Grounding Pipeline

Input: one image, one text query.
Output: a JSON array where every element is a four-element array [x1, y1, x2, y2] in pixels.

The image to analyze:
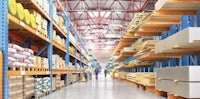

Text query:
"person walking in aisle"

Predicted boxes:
[[94, 68, 99, 80], [104, 69, 107, 78]]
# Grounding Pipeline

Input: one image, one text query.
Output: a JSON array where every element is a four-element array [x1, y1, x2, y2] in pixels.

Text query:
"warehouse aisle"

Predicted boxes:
[[42, 74, 166, 99]]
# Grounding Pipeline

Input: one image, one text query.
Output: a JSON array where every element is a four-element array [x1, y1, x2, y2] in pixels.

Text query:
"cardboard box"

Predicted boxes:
[[37, 56, 42, 68], [33, 56, 38, 67]]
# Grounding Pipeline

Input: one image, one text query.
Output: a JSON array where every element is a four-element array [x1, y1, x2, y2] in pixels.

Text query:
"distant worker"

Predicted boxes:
[[104, 69, 108, 78], [94, 68, 99, 80]]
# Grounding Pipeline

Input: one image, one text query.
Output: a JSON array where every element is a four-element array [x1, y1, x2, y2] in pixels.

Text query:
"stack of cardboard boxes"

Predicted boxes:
[[53, 30, 66, 48], [52, 54, 66, 70], [33, 56, 49, 69]]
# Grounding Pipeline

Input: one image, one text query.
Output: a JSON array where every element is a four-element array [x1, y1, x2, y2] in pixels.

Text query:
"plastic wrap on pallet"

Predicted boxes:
[[8, 76, 23, 99], [24, 76, 34, 99], [34, 77, 43, 95]]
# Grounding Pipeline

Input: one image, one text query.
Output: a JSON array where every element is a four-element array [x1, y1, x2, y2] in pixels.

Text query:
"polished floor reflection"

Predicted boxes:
[[42, 74, 166, 99]]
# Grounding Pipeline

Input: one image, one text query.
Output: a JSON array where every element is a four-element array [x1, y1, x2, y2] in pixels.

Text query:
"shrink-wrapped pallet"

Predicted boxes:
[[42, 77, 51, 92], [8, 76, 23, 99], [34, 77, 43, 95], [23, 76, 34, 99]]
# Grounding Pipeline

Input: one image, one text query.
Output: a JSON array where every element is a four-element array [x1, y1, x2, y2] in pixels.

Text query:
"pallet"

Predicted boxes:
[[154, 90, 167, 97], [34, 67, 48, 71], [33, 91, 50, 99], [167, 93, 186, 99], [8, 66, 25, 71], [25, 66, 34, 71]]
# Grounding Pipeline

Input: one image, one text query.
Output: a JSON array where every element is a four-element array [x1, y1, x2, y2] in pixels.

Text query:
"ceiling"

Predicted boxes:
[[59, 0, 155, 65]]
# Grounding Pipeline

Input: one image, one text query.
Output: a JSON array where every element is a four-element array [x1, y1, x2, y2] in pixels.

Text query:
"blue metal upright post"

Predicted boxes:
[[0, 0, 8, 98], [48, 0, 53, 93], [169, 25, 179, 67], [180, 16, 191, 66], [64, 10, 70, 85]]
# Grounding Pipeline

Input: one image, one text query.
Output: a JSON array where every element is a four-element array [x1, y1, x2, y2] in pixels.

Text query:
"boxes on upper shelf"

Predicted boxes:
[[53, 30, 66, 47], [33, 56, 48, 68], [42, 0, 49, 15], [52, 54, 66, 69]]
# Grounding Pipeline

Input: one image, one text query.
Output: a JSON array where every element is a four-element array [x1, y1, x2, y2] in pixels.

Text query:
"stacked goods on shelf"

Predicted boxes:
[[114, 72, 119, 78], [30, 10, 48, 36], [34, 0, 50, 15], [68, 74, 72, 84], [127, 12, 151, 32], [55, 75, 65, 89], [8, 0, 17, 16], [8, 43, 34, 68], [33, 56, 49, 69], [23, 76, 34, 99], [156, 67, 200, 98], [8, 76, 23, 99], [127, 73, 155, 86], [72, 74, 77, 83], [119, 72, 131, 80], [127, 73, 137, 82], [8, 0, 37, 29], [134, 40, 159, 60], [128, 60, 153, 68], [52, 3, 66, 32], [16, 3, 24, 21], [76, 64, 81, 71], [69, 33, 76, 45], [69, 62, 75, 71], [53, 30, 66, 47], [41, 58, 49, 69], [69, 46, 75, 55], [52, 54, 66, 69], [34, 77, 43, 96], [52, 3, 58, 22], [42, 77, 51, 92]]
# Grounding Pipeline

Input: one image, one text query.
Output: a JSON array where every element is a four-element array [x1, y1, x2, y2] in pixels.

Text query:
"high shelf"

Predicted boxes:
[[0, 0, 88, 99], [112, 1, 200, 99]]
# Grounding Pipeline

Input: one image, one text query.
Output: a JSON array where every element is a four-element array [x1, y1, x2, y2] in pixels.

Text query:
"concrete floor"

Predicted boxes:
[[42, 74, 166, 99]]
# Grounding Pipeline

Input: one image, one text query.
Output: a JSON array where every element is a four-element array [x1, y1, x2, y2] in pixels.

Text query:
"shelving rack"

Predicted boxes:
[[112, 0, 200, 98], [0, 0, 89, 99]]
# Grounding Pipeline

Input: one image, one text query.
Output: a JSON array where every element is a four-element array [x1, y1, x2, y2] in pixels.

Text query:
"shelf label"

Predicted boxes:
[[36, 31, 39, 35], [19, 21, 25, 27], [20, 71, 25, 75]]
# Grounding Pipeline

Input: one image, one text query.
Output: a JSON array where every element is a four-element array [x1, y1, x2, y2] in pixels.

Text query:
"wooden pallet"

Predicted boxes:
[[154, 90, 167, 97], [167, 93, 186, 99], [34, 67, 48, 71], [33, 91, 50, 99], [25, 66, 34, 71], [8, 66, 25, 71]]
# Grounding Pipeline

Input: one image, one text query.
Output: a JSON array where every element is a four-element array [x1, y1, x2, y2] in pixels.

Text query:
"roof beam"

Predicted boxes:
[[69, 10, 142, 12]]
